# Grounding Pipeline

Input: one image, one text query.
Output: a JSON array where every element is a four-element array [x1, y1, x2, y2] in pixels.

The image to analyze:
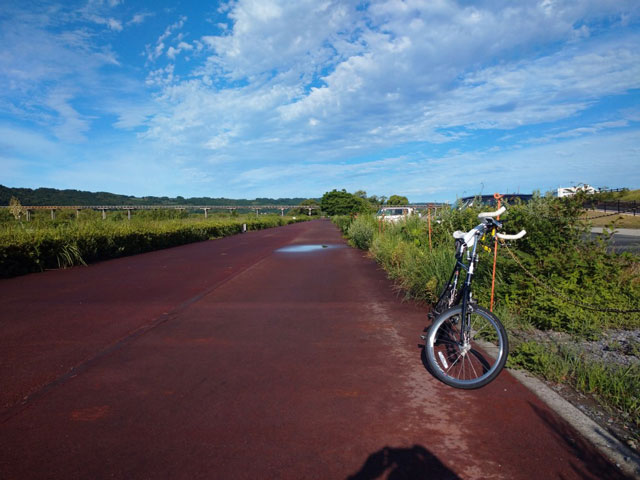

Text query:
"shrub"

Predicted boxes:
[[335, 195, 640, 334], [347, 215, 376, 250]]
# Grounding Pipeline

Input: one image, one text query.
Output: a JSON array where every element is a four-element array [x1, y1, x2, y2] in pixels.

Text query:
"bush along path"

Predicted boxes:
[[334, 193, 640, 451], [0, 215, 307, 278]]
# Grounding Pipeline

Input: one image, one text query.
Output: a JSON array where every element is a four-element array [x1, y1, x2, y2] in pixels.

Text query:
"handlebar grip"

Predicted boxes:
[[478, 206, 506, 219], [496, 230, 526, 240]]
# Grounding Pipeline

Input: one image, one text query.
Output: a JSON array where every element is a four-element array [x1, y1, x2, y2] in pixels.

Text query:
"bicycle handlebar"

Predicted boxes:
[[477, 206, 506, 219], [452, 206, 526, 246], [496, 230, 526, 240]]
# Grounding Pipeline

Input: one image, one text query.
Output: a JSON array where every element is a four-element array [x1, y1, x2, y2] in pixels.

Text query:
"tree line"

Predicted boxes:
[[0, 185, 308, 207], [2, 185, 411, 217]]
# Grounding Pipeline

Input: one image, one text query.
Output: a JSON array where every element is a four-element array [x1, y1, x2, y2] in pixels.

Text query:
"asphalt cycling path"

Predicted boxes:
[[0, 220, 630, 479]]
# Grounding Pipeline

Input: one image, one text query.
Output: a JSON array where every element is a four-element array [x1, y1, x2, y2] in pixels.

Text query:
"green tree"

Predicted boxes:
[[367, 195, 386, 207], [320, 189, 372, 215], [353, 190, 368, 199], [387, 195, 409, 205]]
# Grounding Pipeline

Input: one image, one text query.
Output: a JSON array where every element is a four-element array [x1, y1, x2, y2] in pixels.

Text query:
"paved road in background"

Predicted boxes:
[[0, 220, 631, 479], [591, 227, 640, 254]]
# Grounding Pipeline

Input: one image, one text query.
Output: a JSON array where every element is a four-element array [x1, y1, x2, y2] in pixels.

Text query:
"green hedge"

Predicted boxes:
[[0, 216, 304, 278]]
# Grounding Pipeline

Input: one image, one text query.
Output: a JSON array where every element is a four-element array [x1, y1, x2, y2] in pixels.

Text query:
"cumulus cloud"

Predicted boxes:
[[143, 0, 640, 168]]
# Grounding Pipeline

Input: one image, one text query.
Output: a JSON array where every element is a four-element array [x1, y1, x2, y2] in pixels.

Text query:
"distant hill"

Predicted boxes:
[[0, 185, 312, 207]]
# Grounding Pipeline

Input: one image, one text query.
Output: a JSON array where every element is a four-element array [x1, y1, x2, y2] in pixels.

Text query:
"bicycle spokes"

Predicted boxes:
[[426, 306, 508, 389]]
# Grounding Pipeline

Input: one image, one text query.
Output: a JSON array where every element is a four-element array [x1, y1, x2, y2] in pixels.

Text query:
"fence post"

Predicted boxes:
[[50, 209, 56, 220], [101, 209, 106, 220]]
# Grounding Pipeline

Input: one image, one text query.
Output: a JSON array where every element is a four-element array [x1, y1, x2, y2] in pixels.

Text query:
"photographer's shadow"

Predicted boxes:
[[347, 444, 460, 480]]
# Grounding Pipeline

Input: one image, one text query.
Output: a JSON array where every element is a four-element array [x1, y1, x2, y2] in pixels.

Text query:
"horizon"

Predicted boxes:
[[5, 183, 637, 206], [1, 1, 639, 203]]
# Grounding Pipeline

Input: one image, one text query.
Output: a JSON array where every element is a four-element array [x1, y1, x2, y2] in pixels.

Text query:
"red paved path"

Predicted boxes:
[[0, 220, 630, 479]]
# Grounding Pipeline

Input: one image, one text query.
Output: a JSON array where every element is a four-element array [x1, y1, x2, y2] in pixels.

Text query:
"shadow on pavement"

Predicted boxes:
[[528, 402, 636, 480], [347, 444, 460, 480]]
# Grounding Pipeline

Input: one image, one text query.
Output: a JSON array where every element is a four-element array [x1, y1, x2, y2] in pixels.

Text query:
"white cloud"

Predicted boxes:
[[129, 12, 154, 25], [146, 16, 188, 62], [44, 90, 91, 141], [86, 14, 123, 31], [0, 6, 131, 143], [141, 1, 639, 171]]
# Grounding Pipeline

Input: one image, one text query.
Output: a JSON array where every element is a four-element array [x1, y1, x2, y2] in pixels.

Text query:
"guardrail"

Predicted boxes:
[[585, 200, 638, 216], [2, 205, 321, 221], [2, 203, 449, 221]]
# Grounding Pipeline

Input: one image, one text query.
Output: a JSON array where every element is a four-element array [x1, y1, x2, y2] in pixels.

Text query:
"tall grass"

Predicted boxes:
[[0, 214, 305, 277]]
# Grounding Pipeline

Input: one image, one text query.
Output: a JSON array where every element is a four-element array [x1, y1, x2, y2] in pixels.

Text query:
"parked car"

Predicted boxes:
[[376, 207, 417, 223]]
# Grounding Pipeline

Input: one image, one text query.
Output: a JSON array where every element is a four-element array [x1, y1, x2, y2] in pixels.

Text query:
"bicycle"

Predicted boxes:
[[422, 206, 526, 389]]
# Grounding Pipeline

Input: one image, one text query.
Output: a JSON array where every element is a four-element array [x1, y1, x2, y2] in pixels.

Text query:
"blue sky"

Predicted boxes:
[[1, 0, 639, 202]]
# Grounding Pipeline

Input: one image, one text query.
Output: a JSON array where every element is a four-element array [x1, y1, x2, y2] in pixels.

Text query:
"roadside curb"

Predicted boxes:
[[507, 368, 640, 478], [591, 227, 640, 236]]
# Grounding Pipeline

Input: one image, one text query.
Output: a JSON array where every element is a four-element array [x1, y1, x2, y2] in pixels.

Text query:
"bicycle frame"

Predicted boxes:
[[432, 221, 494, 343]]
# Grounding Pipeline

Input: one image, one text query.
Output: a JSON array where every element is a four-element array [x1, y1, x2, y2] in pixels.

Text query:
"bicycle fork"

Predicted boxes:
[[457, 232, 480, 352]]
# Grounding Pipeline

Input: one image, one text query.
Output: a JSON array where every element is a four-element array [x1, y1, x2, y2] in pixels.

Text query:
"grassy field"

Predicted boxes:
[[618, 189, 640, 202], [584, 210, 640, 228]]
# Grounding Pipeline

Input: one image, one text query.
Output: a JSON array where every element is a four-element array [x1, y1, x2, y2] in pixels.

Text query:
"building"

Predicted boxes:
[[556, 184, 597, 198]]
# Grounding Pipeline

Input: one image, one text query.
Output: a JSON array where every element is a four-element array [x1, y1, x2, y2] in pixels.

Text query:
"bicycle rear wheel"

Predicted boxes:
[[425, 305, 508, 389]]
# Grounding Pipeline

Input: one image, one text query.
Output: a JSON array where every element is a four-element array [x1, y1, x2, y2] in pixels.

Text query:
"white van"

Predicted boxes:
[[376, 207, 417, 223]]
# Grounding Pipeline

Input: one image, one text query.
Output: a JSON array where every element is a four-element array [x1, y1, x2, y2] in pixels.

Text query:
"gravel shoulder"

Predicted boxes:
[[513, 328, 640, 452]]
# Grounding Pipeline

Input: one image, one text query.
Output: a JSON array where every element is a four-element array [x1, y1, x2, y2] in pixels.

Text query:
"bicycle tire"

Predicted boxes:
[[425, 305, 508, 389]]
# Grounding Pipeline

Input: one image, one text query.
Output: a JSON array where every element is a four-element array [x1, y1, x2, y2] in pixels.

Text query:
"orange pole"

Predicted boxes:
[[427, 206, 432, 251], [490, 193, 503, 312]]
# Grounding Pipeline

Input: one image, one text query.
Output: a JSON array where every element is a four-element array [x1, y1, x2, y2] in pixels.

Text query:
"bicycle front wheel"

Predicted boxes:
[[425, 305, 508, 389]]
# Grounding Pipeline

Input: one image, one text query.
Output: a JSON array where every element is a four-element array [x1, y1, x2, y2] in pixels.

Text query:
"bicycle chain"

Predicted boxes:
[[499, 242, 640, 314]]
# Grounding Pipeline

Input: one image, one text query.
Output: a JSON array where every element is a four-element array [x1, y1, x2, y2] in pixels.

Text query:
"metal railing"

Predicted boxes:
[[2, 203, 449, 221], [585, 200, 638, 216]]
